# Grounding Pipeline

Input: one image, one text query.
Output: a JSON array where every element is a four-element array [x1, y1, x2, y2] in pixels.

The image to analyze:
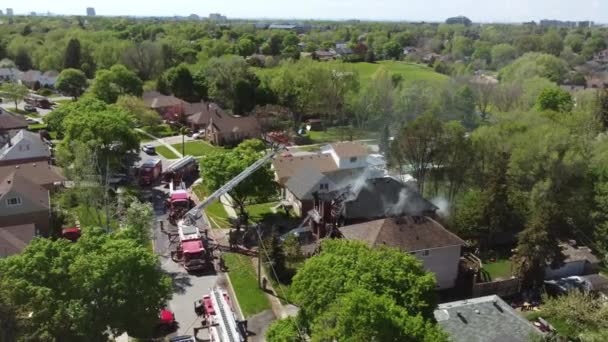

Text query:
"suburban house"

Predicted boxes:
[[545, 242, 600, 279], [0, 108, 28, 145], [18, 70, 42, 88], [142, 91, 187, 115], [40, 70, 59, 88], [594, 48, 608, 63], [185, 101, 225, 131], [273, 142, 387, 216], [339, 216, 465, 289], [0, 129, 51, 166], [204, 111, 261, 146], [0, 172, 51, 256], [313, 50, 338, 61], [0, 67, 20, 82], [403, 46, 417, 55], [434, 295, 541, 342], [334, 42, 353, 56], [0, 162, 65, 190]]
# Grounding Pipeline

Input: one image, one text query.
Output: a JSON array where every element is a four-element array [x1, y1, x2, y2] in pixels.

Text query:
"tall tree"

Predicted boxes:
[[200, 139, 276, 218], [0, 82, 29, 110], [164, 64, 196, 102], [115, 95, 161, 127], [0, 227, 172, 340], [14, 48, 32, 71], [205, 56, 260, 114], [64, 38, 82, 69], [91, 64, 143, 104], [391, 113, 444, 194], [55, 68, 88, 100], [122, 40, 163, 81], [536, 87, 573, 112]]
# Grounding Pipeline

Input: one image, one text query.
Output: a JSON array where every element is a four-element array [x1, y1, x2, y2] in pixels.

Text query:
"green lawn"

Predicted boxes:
[[76, 205, 117, 229], [246, 202, 279, 222], [27, 123, 47, 131], [193, 184, 232, 229], [141, 124, 178, 138], [54, 99, 72, 105], [155, 145, 180, 159], [306, 126, 377, 144], [170, 141, 226, 157], [525, 312, 578, 339], [223, 253, 271, 317], [255, 60, 448, 87], [482, 258, 513, 281]]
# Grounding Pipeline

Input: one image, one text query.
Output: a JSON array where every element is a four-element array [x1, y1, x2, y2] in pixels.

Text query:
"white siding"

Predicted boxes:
[[411, 245, 462, 290], [285, 189, 302, 216]]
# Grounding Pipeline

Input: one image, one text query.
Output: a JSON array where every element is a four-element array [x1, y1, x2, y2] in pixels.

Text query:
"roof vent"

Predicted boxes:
[[456, 311, 468, 324], [475, 309, 480, 314], [493, 300, 504, 313]]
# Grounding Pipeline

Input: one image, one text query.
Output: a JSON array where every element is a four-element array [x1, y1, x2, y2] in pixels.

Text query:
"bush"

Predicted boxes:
[[36, 88, 54, 96]]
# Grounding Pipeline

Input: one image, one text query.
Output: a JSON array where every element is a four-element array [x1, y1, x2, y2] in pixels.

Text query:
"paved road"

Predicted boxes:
[[144, 182, 220, 338], [0, 96, 71, 118]]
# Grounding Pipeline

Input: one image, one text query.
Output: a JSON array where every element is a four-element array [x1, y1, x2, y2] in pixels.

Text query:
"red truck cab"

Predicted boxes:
[[140, 159, 162, 186]]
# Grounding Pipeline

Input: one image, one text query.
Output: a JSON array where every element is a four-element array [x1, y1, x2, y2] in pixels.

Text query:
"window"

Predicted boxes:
[[421, 250, 430, 257], [350, 157, 358, 162], [6, 197, 22, 206], [319, 183, 329, 190]]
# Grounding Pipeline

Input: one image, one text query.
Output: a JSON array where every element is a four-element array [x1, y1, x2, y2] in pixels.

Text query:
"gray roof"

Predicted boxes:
[[434, 295, 541, 342], [0, 129, 51, 162], [285, 168, 326, 200], [343, 177, 437, 219]]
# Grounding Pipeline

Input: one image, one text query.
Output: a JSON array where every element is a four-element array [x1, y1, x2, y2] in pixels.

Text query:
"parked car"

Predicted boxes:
[[24, 104, 38, 113], [142, 144, 156, 155]]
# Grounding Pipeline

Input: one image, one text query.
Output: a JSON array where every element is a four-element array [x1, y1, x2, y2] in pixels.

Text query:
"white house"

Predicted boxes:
[[0, 130, 51, 166], [545, 242, 600, 279], [339, 215, 465, 289], [0, 67, 20, 83]]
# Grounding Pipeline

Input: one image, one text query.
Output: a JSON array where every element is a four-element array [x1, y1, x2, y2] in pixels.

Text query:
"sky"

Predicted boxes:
[[4, 0, 607, 23]]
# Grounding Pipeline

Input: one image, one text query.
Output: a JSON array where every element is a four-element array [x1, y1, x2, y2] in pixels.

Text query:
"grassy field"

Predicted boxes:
[[170, 141, 226, 157], [141, 124, 178, 138], [255, 60, 448, 87], [193, 184, 232, 229], [482, 258, 513, 281], [246, 202, 279, 222], [155, 145, 180, 159], [306, 126, 377, 144], [223, 253, 271, 317]]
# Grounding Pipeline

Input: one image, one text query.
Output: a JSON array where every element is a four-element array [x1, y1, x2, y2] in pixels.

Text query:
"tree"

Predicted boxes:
[[311, 289, 448, 342], [391, 113, 444, 194], [236, 38, 256, 57], [122, 40, 163, 80], [14, 48, 32, 71], [200, 139, 276, 218], [290, 240, 438, 329], [64, 38, 82, 69], [0, 227, 172, 340], [118, 199, 154, 246], [0, 82, 29, 110], [205, 56, 260, 114], [540, 291, 608, 339], [499, 53, 568, 84], [596, 89, 608, 130], [536, 87, 573, 112], [115, 95, 161, 126], [542, 30, 564, 56], [44, 97, 108, 137], [55, 68, 88, 100], [451, 35, 474, 60], [265, 318, 304, 342], [470, 78, 496, 120], [164, 64, 197, 102], [383, 41, 402, 60], [263, 229, 288, 282], [440, 121, 474, 201], [91, 64, 143, 103], [492, 81, 522, 112], [491, 43, 517, 69]]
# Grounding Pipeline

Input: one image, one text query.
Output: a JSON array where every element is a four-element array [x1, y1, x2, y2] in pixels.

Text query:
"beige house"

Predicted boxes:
[[0, 172, 51, 256], [339, 216, 465, 289]]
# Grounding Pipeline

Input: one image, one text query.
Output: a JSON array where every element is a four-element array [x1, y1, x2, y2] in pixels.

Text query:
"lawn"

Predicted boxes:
[[223, 253, 271, 318], [170, 141, 226, 157], [155, 145, 180, 159], [306, 126, 377, 144], [27, 123, 47, 131], [76, 205, 117, 230], [246, 202, 280, 222], [193, 184, 232, 229], [141, 124, 178, 138], [525, 312, 578, 339], [482, 258, 513, 281], [255, 60, 448, 88]]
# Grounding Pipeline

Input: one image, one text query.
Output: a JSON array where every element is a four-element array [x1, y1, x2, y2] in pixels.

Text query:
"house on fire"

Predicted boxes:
[[272, 141, 387, 216]]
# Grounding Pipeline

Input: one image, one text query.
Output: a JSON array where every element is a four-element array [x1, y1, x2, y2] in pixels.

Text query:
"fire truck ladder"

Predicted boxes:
[[181, 145, 286, 225], [211, 288, 241, 342]]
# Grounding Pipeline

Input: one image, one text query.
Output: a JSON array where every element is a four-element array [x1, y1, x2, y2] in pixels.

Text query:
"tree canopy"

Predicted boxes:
[[91, 64, 143, 103]]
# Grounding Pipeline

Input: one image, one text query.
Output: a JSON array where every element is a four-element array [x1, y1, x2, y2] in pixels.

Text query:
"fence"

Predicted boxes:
[[472, 277, 520, 297]]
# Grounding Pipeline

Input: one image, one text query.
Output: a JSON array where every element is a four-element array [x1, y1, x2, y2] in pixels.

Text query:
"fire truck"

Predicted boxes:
[[163, 156, 198, 184], [139, 159, 162, 186], [194, 288, 246, 342], [172, 144, 286, 273], [167, 181, 194, 225]]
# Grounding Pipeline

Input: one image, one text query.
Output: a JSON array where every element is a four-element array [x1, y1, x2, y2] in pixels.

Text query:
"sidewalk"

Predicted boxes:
[[136, 128, 183, 158], [253, 257, 299, 319]]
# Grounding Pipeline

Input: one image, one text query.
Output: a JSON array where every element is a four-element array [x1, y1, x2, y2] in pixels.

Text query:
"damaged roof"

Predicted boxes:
[[343, 177, 437, 219], [339, 216, 464, 252], [285, 168, 327, 200]]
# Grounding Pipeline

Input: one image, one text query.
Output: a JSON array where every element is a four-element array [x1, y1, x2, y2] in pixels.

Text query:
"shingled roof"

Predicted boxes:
[[328, 141, 369, 158], [339, 216, 464, 252], [0, 172, 49, 211], [272, 153, 338, 184], [142, 91, 187, 110], [434, 295, 541, 342], [285, 168, 327, 200], [0, 129, 51, 162], [0, 223, 36, 257], [0, 162, 64, 189], [0, 108, 28, 131]]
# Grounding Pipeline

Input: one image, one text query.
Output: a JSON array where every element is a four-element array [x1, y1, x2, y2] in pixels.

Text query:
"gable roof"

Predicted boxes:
[[0, 129, 50, 162], [142, 91, 187, 109], [434, 295, 541, 342], [19, 69, 41, 83], [285, 168, 327, 200], [0, 223, 36, 257], [186, 102, 225, 125], [0, 172, 49, 211], [339, 216, 464, 251], [0, 163, 64, 188], [329, 141, 369, 158], [561, 243, 600, 264], [272, 153, 338, 184], [208, 111, 260, 135], [0, 108, 28, 131], [344, 177, 437, 219]]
